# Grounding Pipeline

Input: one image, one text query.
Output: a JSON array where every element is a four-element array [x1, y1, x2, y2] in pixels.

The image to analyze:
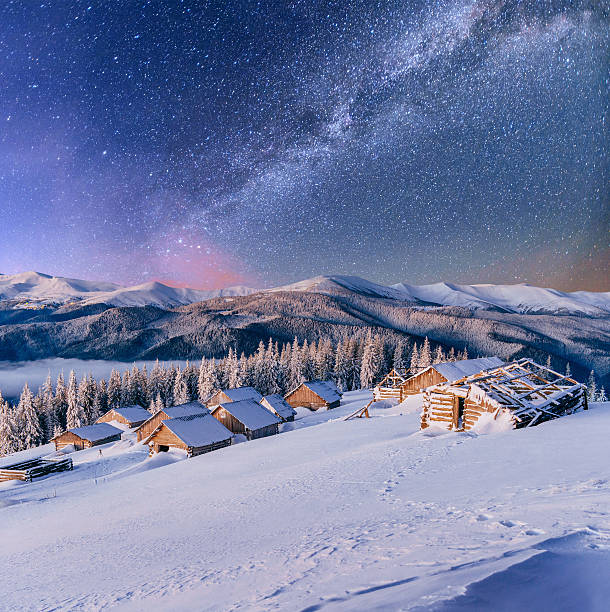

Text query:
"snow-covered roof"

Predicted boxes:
[[162, 401, 210, 419], [431, 359, 586, 424], [432, 357, 504, 382], [112, 405, 151, 423], [162, 413, 233, 447], [300, 380, 342, 403], [65, 423, 122, 442], [222, 387, 263, 402], [261, 394, 296, 419], [217, 399, 282, 430]]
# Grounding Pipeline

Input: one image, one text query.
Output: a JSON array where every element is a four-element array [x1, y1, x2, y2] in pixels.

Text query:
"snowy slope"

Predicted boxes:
[[0, 392, 608, 611], [391, 281, 610, 315], [0, 272, 256, 308]]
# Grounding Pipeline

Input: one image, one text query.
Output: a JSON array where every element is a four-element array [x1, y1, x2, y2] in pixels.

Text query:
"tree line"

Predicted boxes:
[[0, 332, 605, 456]]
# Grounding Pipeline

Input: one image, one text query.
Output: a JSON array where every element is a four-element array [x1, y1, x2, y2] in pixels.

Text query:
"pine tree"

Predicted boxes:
[[121, 370, 133, 406], [545, 354, 552, 370], [448, 347, 456, 361], [288, 337, 305, 388], [93, 379, 108, 420], [565, 362, 571, 378], [392, 341, 405, 373], [53, 372, 68, 430], [77, 375, 95, 425], [433, 345, 444, 364], [410, 343, 420, 372], [173, 368, 190, 405], [107, 369, 122, 410], [587, 370, 597, 402], [0, 393, 19, 456], [360, 330, 378, 389], [596, 387, 607, 402], [41, 373, 56, 442], [419, 337, 432, 369], [198, 359, 218, 402], [16, 383, 43, 450], [66, 370, 85, 429]]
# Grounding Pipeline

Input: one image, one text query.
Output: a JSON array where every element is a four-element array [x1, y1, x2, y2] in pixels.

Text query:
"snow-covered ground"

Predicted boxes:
[[0, 392, 609, 611]]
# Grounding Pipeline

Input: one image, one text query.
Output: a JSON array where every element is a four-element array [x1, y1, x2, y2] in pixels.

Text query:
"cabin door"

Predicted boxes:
[[454, 397, 465, 430]]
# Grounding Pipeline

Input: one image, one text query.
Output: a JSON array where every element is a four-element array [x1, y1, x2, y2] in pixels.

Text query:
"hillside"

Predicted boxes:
[[0, 393, 608, 610], [1, 289, 608, 386]]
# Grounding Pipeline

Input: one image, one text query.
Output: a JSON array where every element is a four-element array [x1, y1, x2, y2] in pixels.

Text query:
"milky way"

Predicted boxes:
[[0, 1, 607, 289]]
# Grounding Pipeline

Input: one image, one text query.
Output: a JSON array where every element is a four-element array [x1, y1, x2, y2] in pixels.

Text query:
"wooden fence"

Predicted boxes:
[[0, 457, 73, 482]]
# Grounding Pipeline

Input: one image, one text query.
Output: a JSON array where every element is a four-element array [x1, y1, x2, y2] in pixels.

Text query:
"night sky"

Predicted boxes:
[[0, 1, 608, 290]]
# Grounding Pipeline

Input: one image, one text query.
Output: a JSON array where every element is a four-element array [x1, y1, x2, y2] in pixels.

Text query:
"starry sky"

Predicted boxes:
[[0, 0, 608, 290]]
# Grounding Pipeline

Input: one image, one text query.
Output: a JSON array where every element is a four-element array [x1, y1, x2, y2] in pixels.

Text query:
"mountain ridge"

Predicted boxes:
[[1, 271, 609, 316]]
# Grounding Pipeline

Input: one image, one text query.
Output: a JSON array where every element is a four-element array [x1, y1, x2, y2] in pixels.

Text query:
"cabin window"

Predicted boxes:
[[158, 445, 169, 453]]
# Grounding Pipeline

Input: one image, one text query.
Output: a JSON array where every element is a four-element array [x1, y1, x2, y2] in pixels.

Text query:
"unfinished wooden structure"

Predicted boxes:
[[96, 405, 151, 428], [135, 401, 209, 442], [212, 399, 281, 440], [284, 380, 342, 411], [51, 423, 123, 451], [400, 357, 504, 399], [373, 369, 408, 401], [145, 413, 233, 458], [206, 386, 263, 410], [421, 359, 587, 431], [260, 394, 297, 422], [0, 457, 73, 482]]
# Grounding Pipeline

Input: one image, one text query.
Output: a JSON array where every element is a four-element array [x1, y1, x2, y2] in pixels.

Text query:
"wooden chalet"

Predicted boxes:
[[206, 386, 263, 409], [284, 380, 342, 411], [421, 359, 587, 431], [400, 357, 504, 400], [96, 405, 151, 428], [260, 394, 297, 422], [373, 369, 408, 401], [52, 423, 123, 451], [211, 399, 281, 440], [145, 413, 233, 458], [135, 401, 209, 442]]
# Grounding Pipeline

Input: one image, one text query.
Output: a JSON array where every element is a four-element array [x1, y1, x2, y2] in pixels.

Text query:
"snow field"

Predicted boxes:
[[0, 393, 608, 611]]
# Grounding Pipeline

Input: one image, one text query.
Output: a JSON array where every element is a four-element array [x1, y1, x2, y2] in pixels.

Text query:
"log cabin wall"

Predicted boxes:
[[54, 431, 88, 450], [96, 410, 123, 425], [136, 411, 170, 441], [285, 386, 331, 410], [190, 439, 232, 457], [248, 424, 279, 440], [421, 388, 456, 430], [147, 426, 188, 453], [212, 407, 246, 434], [373, 386, 402, 401], [401, 369, 448, 399], [206, 391, 231, 408]]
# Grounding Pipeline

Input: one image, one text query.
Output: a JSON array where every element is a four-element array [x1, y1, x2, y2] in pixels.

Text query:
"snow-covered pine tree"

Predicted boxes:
[[360, 330, 377, 389], [596, 387, 607, 402], [53, 372, 68, 430], [198, 358, 218, 402], [447, 347, 456, 362], [41, 372, 56, 442], [288, 337, 305, 389], [16, 383, 43, 450], [77, 375, 95, 425], [93, 379, 108, 420], [173, 368, 190, 405], [333, 339, 349, 392], [316, 339, 335, 381], [0, 392, 19, 456], [587, 370, 597, 402], [121, 370, 134, 407], [107, 369, 122, 410], [66, 370, 85, 429], [419, 337, 432, 369], [392, 341, 405, 373], [410, 343, 420, 372], [565, 362, 571, 378], [433, 345, 444, 364], [546, 354, 552, 370]]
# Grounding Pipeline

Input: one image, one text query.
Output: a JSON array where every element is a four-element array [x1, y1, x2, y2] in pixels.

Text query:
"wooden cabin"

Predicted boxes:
[[96, 405, 151, 428], [260, 394, 297, 422], [400, 357, 504, 400], [206, 386, 263, 410], [373, 369, 408, 401], [284, 380, 342, 411], [211, 399, 281, 440], [135, 401, 209, 442], [421, 359, 587, 431], [145, 413, 233, 458], [52, 423, 123, 451]]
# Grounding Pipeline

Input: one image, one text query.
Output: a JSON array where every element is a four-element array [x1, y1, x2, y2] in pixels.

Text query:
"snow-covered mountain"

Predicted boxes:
[[2, 271, 608, 315], [270, 275, 610, 316], [0, 272, 257, 308]]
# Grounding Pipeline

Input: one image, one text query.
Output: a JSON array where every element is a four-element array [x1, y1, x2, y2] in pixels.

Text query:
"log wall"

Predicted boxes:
[[401, 369, 447, 399], [285, 386, 339, 410]]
